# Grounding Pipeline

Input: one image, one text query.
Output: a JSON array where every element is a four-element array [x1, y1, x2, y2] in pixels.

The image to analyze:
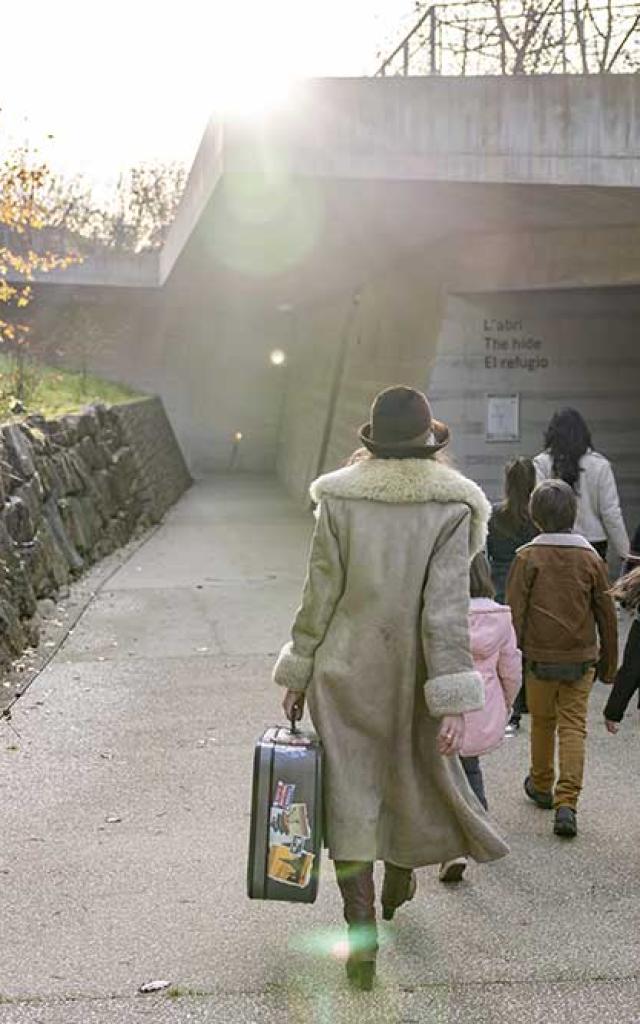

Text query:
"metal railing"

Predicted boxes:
[[376, 1, 640, 76]]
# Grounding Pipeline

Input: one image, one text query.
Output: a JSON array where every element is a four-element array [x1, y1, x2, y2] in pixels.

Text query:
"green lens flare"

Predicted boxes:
[[208, 171, 324, 279]]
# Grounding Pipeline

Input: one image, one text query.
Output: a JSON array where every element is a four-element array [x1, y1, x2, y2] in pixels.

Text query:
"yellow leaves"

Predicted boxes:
[[16, 286, 31, 309], [0, 280, 17, 304], [0, 146, 85, 349]]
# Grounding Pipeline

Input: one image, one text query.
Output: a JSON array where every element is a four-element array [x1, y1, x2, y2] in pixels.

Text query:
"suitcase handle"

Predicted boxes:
[[288, 695, 305, 734]]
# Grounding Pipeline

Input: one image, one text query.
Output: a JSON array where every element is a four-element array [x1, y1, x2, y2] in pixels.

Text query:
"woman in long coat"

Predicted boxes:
[[273, 387, 508, 990]]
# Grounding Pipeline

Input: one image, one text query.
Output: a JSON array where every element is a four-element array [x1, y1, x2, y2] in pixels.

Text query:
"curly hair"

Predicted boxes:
[[610, 567, 640, 610], [544, 408, 592, 491]]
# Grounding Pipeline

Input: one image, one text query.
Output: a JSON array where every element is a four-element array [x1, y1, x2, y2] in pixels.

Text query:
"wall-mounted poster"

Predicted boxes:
[[486, 394, 520, 442]]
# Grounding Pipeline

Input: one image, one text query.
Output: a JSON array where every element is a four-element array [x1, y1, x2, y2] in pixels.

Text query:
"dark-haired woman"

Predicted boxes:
[[274, 387, 508, 990], [533, 408, 629, 564], [487, 458, 537, 733]]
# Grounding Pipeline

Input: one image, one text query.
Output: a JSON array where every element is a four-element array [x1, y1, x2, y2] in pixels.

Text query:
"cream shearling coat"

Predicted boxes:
[[273, 458, 509, 867]]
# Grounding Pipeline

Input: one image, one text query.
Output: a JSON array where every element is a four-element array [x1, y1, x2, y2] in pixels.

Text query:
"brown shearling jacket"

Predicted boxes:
[[505, 533, 618, 681]]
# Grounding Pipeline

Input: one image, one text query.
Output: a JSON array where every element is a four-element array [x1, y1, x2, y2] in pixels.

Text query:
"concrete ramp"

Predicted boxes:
[[1, 477, 639, 1022]]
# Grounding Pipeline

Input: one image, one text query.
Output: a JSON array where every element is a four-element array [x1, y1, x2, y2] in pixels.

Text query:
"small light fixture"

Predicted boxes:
[[234, 431, 243, 442], [269, 349, 286, 367]]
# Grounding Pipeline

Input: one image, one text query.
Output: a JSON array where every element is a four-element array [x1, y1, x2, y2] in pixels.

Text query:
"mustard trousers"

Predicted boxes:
[[527, 668, 595, 810]]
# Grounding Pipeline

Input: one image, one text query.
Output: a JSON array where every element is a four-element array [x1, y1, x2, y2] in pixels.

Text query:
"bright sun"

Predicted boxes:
[[205, 9, 297, 118]]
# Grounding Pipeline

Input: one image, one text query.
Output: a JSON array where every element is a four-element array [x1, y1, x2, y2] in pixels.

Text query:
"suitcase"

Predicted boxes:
[[247, 721, 323, 902]]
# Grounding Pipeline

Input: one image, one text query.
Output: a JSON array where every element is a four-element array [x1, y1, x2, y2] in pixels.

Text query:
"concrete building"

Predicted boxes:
[[24, 75, 640, 529]]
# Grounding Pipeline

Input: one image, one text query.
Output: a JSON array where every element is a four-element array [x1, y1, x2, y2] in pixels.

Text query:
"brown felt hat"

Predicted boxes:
[[358, 386, 450, 458]]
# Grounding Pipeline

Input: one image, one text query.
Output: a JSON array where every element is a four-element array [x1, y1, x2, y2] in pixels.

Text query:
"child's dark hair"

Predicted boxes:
[[469, 553, 496, 599], [529, 479, 577, 533], [493, 457, 536, 532], [610, 567, 640, 610]]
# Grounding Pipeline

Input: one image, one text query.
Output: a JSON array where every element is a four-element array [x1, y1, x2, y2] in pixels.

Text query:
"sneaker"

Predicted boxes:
[[523, 775, 554, 810], [438, 857, 468, 883], [554, 806, 577, 838], [505, 721, 520, 736]]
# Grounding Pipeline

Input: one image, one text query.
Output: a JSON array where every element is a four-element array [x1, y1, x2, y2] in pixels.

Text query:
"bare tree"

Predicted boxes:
[[378, 0, 640, 76], [44, 162, 187, 253]]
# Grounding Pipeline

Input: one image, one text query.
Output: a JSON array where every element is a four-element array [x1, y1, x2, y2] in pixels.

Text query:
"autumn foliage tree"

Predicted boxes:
[[0, 147, 82, 401], [0, 152, 185, 408]]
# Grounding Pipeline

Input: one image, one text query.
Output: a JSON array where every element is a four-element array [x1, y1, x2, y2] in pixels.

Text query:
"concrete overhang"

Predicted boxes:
[[20, 74, 640, 296]]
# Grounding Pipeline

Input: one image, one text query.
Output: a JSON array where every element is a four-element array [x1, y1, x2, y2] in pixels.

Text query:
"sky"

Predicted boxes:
[[0, 0, 415, 191]]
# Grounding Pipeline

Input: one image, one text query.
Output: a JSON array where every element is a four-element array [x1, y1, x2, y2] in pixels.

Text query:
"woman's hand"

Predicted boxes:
[[437, 714, 465, 756], [605, 719, 619, 734], [283, 689, 305, 724]]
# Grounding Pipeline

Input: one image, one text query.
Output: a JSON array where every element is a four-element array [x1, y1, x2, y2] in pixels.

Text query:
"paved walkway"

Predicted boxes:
[[1, 477, 638, 1024]]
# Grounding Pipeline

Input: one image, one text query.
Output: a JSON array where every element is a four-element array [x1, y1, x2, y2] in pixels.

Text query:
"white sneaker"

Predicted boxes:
[[438, 857, 468, 883]]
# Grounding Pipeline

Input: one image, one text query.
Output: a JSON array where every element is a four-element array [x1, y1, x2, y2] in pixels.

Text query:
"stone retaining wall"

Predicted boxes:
[[0, 396, 190, 672]]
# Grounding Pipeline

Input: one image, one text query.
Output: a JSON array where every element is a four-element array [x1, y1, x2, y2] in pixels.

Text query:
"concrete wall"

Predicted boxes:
[[276, 250, 447, 503], [225, 75, 640, 188], [31, 277, 288, 480], [276, 250, 640, 542], [429, 287, 640, 530]]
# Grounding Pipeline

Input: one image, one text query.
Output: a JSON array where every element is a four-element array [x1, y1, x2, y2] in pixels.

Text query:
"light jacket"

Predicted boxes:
[[506, 532, 618, 680], [273, 457, 509, 867], [461, 598, 522, 757], [533, 450, 630, 559]]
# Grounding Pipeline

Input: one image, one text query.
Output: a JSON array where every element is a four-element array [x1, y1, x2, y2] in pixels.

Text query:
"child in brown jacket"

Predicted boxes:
[[506, 479, 618, 839]]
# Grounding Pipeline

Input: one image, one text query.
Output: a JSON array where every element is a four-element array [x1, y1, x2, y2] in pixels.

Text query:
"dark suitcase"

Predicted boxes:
[[247, 722, 323, 902]]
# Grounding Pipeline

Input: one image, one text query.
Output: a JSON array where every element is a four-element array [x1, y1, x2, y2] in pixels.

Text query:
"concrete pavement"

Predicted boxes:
[[1, 476, 639, 1024]]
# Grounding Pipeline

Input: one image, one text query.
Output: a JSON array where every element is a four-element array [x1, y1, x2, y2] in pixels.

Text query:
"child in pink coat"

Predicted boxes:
[[440, 553, 522, 882]]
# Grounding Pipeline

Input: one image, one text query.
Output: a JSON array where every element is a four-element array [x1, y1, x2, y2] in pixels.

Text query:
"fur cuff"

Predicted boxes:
[[272, 642, 313, 691], [424, 670, 485, 717]]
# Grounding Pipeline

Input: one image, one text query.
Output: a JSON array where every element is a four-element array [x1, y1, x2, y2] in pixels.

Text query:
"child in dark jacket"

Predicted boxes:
[[506, 480, 618, 840], [604, 567, 640, 732], [487, 457, 537, 733]]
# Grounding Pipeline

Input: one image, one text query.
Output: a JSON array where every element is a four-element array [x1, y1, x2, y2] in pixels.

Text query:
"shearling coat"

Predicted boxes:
[[273, 457, 509, 868]]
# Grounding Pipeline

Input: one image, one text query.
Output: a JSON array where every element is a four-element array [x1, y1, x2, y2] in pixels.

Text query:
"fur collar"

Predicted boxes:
[[310, 459, 491, 557]]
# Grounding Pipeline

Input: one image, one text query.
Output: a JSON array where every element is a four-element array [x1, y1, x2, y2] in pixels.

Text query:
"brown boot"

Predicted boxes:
[[334, 860, 377, 991], [381, 862, 417, 921]]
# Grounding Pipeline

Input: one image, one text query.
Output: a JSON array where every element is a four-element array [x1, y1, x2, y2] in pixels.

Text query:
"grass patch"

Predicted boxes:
[[0, 356, 142, 424], [165, 987, 209, 1000]]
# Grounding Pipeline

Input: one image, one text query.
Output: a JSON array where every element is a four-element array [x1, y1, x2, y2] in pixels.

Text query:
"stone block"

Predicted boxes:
[[77, 435, 109, 472], [58, 495, 101, 556], [20, 537, 52, 599], [3, 495, 37, 544], [43, 498, 83, 573], [38, 519, 70, 590], [2, 424, 35, 483], [67, 450, 97, 498], [0, 521, 37, 618], [15, 475, 44, 522], [53, 452, 78, 495], [92, 469, 116, 517], [110, 448, 138, 506], [37, 456, 64, 500], [0, 595, 26, 655]]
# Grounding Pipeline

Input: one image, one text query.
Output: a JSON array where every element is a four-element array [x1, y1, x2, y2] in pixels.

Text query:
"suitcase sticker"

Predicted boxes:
[[267, 788, 314, 889], [247, 726, 323, 902]]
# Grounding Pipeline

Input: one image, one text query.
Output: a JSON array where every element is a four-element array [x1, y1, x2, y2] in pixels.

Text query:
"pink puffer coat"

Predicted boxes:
[[461, 598, 522, 757]]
